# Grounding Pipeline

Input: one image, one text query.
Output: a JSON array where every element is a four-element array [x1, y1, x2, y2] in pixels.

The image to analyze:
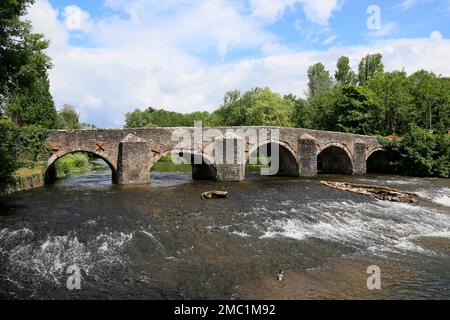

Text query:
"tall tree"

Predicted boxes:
[[367, 71, 414, 135], [409, 70, 450, 131], [335, 56, 356, 85], [1, 0, 35, 112], [307, 63, 333, 97], [58, 104, 81, 129], [1, 1, 57, 128], [358, 53, 384, 85], [332, 85, 382, 135]]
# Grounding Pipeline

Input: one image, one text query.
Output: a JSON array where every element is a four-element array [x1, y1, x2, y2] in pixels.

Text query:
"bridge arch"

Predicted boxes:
[[149, 148, 218, 181], [45, 150, 117, 184], [317, 143, 353, 174], [246, 140, 299, 176], [366, 147, 396, 174]]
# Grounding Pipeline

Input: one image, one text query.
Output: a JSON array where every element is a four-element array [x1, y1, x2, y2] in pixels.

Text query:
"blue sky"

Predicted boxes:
[[25, 0, 450, 128]]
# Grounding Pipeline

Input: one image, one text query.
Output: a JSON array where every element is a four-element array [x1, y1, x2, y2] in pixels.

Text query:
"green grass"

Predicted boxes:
[[54, 153, 92, 177]]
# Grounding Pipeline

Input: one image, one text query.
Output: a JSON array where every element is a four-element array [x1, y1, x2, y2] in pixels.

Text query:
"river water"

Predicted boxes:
[[0, 160, 449, 299]]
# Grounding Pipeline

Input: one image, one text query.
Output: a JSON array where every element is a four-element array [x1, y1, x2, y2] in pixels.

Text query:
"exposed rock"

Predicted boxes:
[[320, 181, 418, 203], [201, 190, 228, 199]]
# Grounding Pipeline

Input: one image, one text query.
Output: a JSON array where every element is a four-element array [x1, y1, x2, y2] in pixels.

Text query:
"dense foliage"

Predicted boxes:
[[382, 125, 450, 178]]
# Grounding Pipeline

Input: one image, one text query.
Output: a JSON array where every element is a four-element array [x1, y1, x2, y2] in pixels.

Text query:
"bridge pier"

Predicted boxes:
[[117, 134, 150, 184], [298, 134, 317, 177], [353, 140, 367, 175], [214, 135, 245, 181]]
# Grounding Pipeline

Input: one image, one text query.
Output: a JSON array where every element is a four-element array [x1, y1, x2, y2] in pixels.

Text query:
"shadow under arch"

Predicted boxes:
[[149, 149, 218, 181], [45, 151, 117, 184], [366, 148, 398, 174], [246, 141, 299, 177], [317, 144, 353, 174]]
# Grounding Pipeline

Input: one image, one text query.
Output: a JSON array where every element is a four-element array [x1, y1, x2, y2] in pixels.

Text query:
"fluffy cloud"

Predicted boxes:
[[25, 1, 450, 128], [250, 0, 342, 25]]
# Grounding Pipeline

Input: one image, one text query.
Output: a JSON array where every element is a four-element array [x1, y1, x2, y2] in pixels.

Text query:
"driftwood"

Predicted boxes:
[[201, 190, 228, 199], [320, 181, 418, 203]]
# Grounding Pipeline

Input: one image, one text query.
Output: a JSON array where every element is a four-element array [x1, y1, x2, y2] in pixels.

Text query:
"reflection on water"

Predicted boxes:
[[0, 161, 449, 299]]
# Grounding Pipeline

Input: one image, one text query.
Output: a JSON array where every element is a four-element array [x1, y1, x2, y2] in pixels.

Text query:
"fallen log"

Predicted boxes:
[[320, 181, 418, 203], [201, 190, 228, 199]]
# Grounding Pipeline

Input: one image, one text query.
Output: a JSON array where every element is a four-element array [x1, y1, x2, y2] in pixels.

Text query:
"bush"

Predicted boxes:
[[384, 124, 450, 178]]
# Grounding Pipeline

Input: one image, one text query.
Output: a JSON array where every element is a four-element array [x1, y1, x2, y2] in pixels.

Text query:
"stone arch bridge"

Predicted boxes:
[[46, 127, 384, 184]]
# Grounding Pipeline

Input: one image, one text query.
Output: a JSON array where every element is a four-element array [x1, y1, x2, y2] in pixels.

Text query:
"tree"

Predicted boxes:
[[2, 5, 58, 129], [0, 0, 35, 111], [367, 71, 414, 135], [307, 86, 343, 131], [244, 87, 294, 126], [58, 104, 81, 129], [307, 63, 333, 97], [409, 70, 450, 131], [358, 53, 384, 85], [0, 118, 18, 191], [335, 56, 356, 85], [332, 85, 382, 135], [385, 124, 450, 178], [285, 94, 310, 128], [214, 87, 294, 127]]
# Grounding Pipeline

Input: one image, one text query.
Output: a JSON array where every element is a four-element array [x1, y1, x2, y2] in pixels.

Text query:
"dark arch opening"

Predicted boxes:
[[317, 146, 353, 174], [150, 152, 217, 183], [367, 150, 398, 174], [45, 151, 116, 184], [246, 143, 299, 177]]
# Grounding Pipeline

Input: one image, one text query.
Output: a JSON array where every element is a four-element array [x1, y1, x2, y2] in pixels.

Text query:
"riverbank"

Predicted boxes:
[[3, 165, 45, 194], [2, 153, 93, 194]]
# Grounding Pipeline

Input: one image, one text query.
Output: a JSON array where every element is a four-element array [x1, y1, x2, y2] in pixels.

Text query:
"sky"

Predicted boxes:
[[25, 0, 450, 128]]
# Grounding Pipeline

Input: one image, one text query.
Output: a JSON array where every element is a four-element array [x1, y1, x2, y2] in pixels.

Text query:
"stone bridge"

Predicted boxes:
[[45, 127, 385, 184]]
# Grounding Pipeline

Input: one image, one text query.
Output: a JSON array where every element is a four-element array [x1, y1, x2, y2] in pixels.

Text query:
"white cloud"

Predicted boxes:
[[24, 0, 68, 50], [25, 0, 450, 128], [81, 95, 103, 109], [394, 0, 419, 11], [367, 21, 397, 39], [250, 0, 342, 25], [63, 5, 92, 32], [322, 34, 337, 45]]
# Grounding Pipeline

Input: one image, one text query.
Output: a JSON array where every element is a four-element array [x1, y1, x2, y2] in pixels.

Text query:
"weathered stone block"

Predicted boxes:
[[298, 134, 317, 177], [353, 140, 367, 175]]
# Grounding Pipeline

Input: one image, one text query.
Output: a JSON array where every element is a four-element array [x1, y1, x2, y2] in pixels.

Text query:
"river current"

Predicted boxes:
[[0, 161, 449, 299]]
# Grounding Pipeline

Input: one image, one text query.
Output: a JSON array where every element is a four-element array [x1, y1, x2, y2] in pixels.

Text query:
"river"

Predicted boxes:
[[0, 159, 449, 299]]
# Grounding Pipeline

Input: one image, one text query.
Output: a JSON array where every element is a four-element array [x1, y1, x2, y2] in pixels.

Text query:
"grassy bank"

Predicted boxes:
[[54, 153, 92, 177]]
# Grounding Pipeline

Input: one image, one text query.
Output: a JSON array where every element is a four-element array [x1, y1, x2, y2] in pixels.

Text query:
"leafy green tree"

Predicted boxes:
[[244, 87, 294, 126], [214, 87, 294, 127], [307, 86, 342, 131], [284, 94, 310, 128], [409, 70, 450, 131], [0, 118, 18, 191], [332, 85, 382, 135], [57, 104, 81, 129], [367, 71, 414, 135], [307, 63, 334, 97], [358, 53, 384, 85], [0, 0, 35, 111], [335, 56, 356, 85], [2, 17, 57, 128], [385, 124, 449, 178]]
